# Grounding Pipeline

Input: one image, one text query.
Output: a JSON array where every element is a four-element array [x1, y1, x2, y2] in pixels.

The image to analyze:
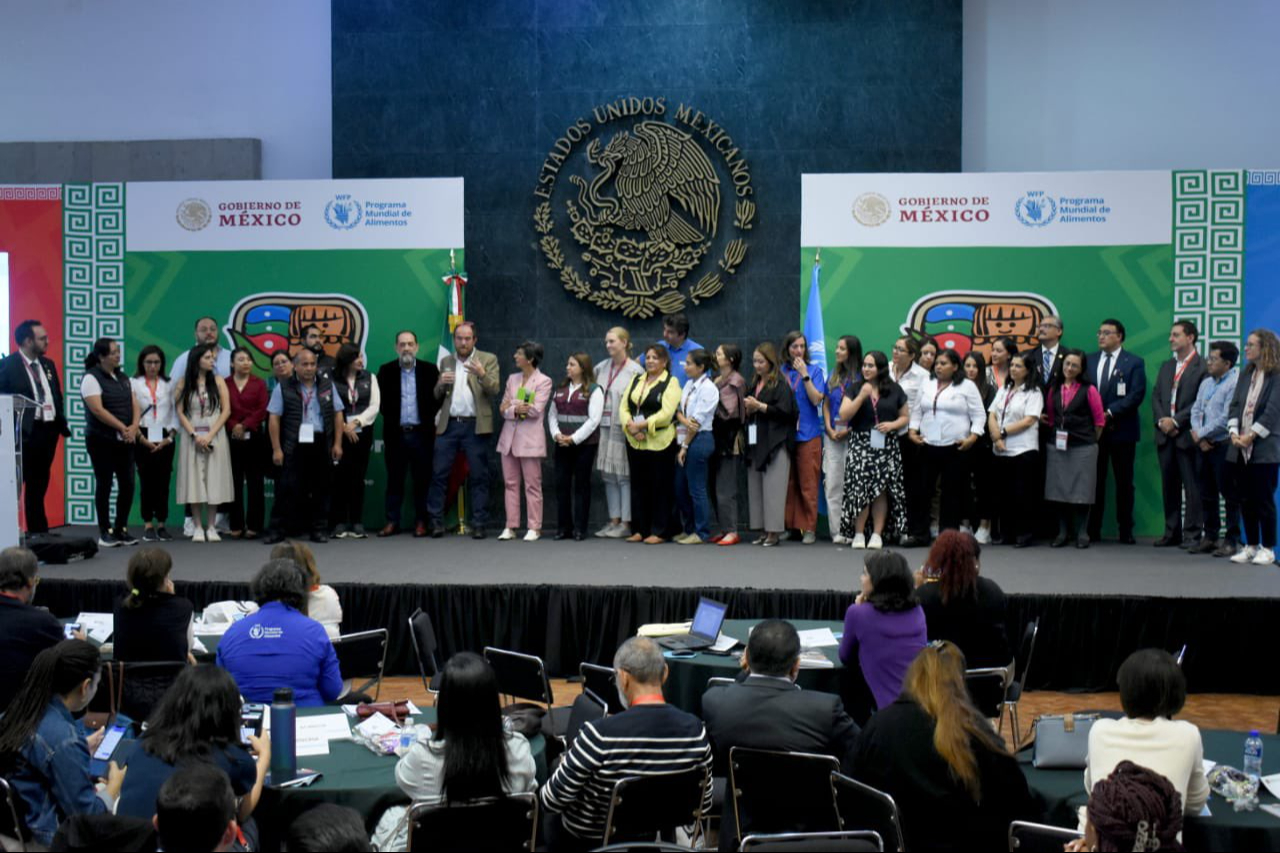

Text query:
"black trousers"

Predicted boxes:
[[992, 451, 1039, 544], [331, 428, 374, 527], [970, 443, 996, 522], [133, 438, 175, 523], [626, 443, 677, 538], [1236, 459, 1278, 549], [900, 434, 929, 538], [385, 426, 434, 526], [20, 421, 61, 533], [554, 440, 598, 535], [229, 432, 266, 532], [1089, 438, 1137, 539], [86, 433, 135, 535], [1198, 441, 1240, 544], [921, 443, 971, 533], [274, 443, 332, 535], [1157, 439, 1203, 540]]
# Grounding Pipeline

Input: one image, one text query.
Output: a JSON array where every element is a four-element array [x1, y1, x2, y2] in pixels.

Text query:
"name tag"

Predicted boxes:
[[194, 426, 210, 435], [1055, 430, 1069, 451], [925, 420, 942, 444], [1117, 381, 1126, 397], [869, 429, 886, 450], [747, 423, 758, 446], [676, 425, 688, 445], [40, 402, 54, 421], [299, 423, 316, 444], [600, 406, 612, 428], [147, 426, 164, 443]]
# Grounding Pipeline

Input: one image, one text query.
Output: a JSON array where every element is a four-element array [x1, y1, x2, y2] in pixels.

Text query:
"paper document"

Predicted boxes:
[[710, 633, 739, 652], [296, 739, 330, 757], [76, 612, 114, 643], [797, 627, 839, 648], [354, 712, 401, 740], [638, 622, 692, 637], [192, 637, 209, 655], [263, 712, 351, 758], [1262, 773, 1280, 800], [798, 650, 835, 669], [1260, 803, 1280, 821]]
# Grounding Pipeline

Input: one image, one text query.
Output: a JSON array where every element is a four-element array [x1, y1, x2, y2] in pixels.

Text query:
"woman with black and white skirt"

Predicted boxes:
[[1042, 348, 1105, 548], [839, 350, 910, 549]]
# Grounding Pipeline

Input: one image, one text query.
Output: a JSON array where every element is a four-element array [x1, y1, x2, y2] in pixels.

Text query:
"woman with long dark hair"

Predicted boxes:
[[839, 350, 909, 549], [226, 345, 269, 539], [1043, 348, 1105, 548], [986, 336, 1018, 392], [908, 349, 987, 537], [548, 352, 604, 541], [81, 336, 141, 547], [963, 350, 997, 543], [131, 344, 177, 541], [744, 342, 797, 547], [823, 335, 862, 544], [1228, 328, 1280, 565], [373, 651, 537, 851], [0, 640, 121, 847], [837, 550, 926, 711], [890, 336, 931, 546], [710, 344, 747, 545], [988, 352, 1043, 547], [915, 530, 1010, 668], [115, 665, 269, 826], [331, 343, 380, 539], [780, 331, 826, 544], [174, 343, 232, 541]]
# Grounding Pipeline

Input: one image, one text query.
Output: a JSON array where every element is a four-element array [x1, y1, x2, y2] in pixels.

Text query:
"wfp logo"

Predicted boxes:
[[249, 624, 265, 639], [1014, 191, 1056, 227], [325, 194, 363, 230]]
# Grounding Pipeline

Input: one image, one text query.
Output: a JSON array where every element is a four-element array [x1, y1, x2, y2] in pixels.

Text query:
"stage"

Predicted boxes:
[[33, 527, 1280, 695]]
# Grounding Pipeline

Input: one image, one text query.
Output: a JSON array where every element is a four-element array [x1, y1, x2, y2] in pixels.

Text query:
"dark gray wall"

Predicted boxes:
[[0, 139, 261, 182]]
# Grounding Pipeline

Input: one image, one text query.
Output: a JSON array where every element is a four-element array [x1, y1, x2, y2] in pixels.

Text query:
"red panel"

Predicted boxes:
[[0, 190, 66, 527]]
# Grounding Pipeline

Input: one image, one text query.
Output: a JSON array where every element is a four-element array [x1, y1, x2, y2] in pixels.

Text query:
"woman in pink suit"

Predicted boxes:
[[497, 341, 553, 541]]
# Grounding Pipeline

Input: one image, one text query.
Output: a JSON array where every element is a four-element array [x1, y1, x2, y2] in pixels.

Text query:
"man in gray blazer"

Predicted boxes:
[[1151, 320, 1209, 548]]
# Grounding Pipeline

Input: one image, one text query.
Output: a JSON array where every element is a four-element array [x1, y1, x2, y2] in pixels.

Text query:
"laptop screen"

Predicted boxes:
[[690, 597, 728, 640]]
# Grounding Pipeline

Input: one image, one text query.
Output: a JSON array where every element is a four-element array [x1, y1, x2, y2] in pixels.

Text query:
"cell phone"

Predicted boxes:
[[664, 650, 698, 659], [89, 723, 129, 778], [63, 623, 81, 639], [241, 703, 264, 741]]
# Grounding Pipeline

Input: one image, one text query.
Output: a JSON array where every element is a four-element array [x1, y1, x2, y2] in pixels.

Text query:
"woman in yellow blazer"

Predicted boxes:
[[619, 344, 683, 543]]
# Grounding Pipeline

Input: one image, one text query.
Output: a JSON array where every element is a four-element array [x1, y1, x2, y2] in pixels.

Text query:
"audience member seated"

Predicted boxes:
[[153, 762, 240, 853], [372, 651, 537, 852], [0, 641, 122, 848], [270, 539, 343, 640], [851, 640, 1037, 852], [111, 547, 195, 664], [216, 559, 342, 706], [1084, 648, 1209, 816], [837, 550, 927, 711], [288, 803, 373, 852], [48, 813, 156, 852], [540, 636, 713, 851], [1069, 760, 1185, 853], [116, 665, 268, 831], [915, 530, 1011, 668], [0, 546, 64, 712], [702, 618, 860, 775]]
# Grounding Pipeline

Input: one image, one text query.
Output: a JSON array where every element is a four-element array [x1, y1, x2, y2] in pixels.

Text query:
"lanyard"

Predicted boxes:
[[606, 359, 625, 392], [301, 385, 315, 415], [931, 382, 947, 417], [1000, 387, 1018, 425], [146, 378, 159, 421], [1171, 351, 1196, 414], [1058, 384, 1077, 429]]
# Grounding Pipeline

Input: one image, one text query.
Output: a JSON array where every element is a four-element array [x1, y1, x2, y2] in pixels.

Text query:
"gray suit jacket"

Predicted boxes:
[[434, 349, 501, 435]]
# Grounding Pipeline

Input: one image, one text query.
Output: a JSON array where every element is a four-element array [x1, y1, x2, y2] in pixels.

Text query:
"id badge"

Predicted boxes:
[[147, 426, 164, 443], [925, 420, 943, 444], [676, 425, 688, 445], [41, 402, 54, 421], [869, 429, 886, 450], [600, 406, 612, 428], [1117, 381, 1126, 397], [194, 426, 210, 435], [747, 423, 759, 446], [299, 423, 316, 444], [1055, 430, 1069, 451]]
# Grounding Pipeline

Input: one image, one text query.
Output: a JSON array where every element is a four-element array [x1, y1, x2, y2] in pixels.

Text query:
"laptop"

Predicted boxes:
[[658, 597, 728, 651]]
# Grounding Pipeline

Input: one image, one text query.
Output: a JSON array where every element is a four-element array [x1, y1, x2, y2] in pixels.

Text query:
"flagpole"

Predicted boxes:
[[447, 248, 469, 536]]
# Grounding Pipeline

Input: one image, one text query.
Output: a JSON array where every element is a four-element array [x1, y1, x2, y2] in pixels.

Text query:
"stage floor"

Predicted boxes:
[[36, 525, 1280, 600]]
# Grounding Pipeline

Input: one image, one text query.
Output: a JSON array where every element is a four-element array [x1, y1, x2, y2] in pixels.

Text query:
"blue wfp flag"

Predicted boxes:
[[804, 257, 827, 375]]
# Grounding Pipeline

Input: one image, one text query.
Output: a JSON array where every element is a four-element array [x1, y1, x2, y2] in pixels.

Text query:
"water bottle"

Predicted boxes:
[[397, 717, 416, 755], [270, 687, 297, 784], [1244, 730, 1264, 782]]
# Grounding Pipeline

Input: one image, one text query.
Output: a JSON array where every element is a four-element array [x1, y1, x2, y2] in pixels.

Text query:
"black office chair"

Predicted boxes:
[[729, 748, 841, 848], [830, 773, 905, 853], [407, 792, 537, 852], [333, 628, 389, 700], [563, 692, 607, 747], [580, 662, 627, 715], [1008, 820, 1083, 851], [0, 775, 30, 852], [964, 666, 1012, 720], [116, 661, 187, 730], [740, 830, 883, 852], [601, 765, 710, 847], [592, 844, 697, 852], [407, 608, 442, 699], [484, 646, 571, 736], [705, 676, 736, 690], [1001, 618, 1040, 746]]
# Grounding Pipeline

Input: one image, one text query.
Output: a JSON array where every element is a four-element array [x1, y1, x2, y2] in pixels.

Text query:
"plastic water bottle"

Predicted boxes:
[[397, 717, 416, 755], [270, 687, 297, 784], [1244, 730, 1264, 782]]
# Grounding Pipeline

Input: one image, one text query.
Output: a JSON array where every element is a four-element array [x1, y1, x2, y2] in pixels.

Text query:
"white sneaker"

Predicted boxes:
[[975, 527, 991, 544], [214, 512, 229, 532], [594, 523, 616, 538], [850, 533, 866, 550], [497, 528, 516, 541], [191, 527, 206, 543], [523, 529, 540, 542], [183, 516, 195, 538], [832, 535, 848, 545], [1251, 547, 1276, 566], [204, 528, 221, 542], [1230, 545, 1258, 563], [606, 524, 630, 539], [868, 533, 884, 549]]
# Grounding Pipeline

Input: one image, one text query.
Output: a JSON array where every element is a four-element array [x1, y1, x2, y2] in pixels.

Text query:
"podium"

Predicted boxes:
[[0, 394, 38, 549]]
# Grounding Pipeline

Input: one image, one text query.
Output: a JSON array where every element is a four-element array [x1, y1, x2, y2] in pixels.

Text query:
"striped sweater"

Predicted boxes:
[[540, 703, 714, 841]]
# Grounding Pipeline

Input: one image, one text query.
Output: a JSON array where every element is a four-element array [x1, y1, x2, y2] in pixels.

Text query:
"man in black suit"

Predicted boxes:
[[376, 330, 440, 538], [0, 547, 65, 711], [1086, 319, 1148, 544], [0, 320, 71, 536], [1152, 320, 1209, 547]]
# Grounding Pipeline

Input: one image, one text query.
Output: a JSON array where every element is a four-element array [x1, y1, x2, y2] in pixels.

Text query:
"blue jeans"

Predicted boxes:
[[426, 418, 491, 527], [675, 431, 714, 540]]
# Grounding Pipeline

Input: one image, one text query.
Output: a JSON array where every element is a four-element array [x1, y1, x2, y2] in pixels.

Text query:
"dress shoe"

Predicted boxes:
[[431, 524, 445, 539], [716, 532, 740, 546], [471, 526, 487, 540], [413, 522, 428, 538], [263, 532, 284, 545], [1119, 533, 1137, 544], [1193, 539, 1218, 554], [377, 524, 400, 537], [1075, 535, 1090, 549], [1014, 537, 1034, 549], [1178, 537, 1196, 550], [1153, 535, 1180, 547], [573, 531, 586, 541], [1050, 534, 1068, 548], [709, 532, 726, 543], [310, 531, 328, 543], [1214, 540, 1238, 558], [554, 530, 572, 541]]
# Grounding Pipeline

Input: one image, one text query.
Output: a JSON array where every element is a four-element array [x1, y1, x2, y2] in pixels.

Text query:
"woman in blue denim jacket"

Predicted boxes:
[[0, 640, 124, 846]]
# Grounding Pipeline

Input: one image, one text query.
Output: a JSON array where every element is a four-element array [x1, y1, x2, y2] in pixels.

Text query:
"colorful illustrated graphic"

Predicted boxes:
[[900, 291, 1058, 361], [224, 293, 369, 373]]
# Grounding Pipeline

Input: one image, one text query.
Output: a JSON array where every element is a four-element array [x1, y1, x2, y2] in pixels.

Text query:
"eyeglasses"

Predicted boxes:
[[1097, 330, 1117, 337], [891, 345, 908, 353]]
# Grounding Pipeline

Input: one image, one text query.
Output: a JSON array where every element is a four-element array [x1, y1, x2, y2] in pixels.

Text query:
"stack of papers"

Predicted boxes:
[[798, 650, 835, 669], [262, 712, 352, 757], [76, 612, 114, 644], [797, 627, 839, 649], [638, 622, 692, 637]]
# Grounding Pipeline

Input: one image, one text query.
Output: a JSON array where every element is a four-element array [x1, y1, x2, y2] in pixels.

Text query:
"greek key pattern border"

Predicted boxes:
[[0, 186, 61, 201], [63, 183, 125, 525], [1247, 170, 1280, 186], [1172, 170, 1244, 342]]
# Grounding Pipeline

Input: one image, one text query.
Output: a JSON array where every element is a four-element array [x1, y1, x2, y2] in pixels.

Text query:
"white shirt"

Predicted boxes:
[[307, 584, 343, 641], [449, 353, 477, 417], [547, 384, 605, 445], [988, 385, 1044, 457], [21, 353, 56, 420], [130, 376, 177, 432], [342, 373, 382, 429], [1096, 346, 1123, 388], [679, 374, 720, 435], [909, 378, 986, 445], [890, 361, 930, 436], [1084, 716, 1209, 816], [171, 347, 232, 380]]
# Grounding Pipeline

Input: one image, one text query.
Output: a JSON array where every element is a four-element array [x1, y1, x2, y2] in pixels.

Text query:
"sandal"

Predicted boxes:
[[243, 530, 259, 540], [626, 533, 644, 542], [752, 535, 767, 545]]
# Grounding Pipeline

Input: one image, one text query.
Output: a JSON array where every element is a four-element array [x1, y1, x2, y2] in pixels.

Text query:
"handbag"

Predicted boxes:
[[1031, 712, 1098, 769], [356, 700, 411, 724]]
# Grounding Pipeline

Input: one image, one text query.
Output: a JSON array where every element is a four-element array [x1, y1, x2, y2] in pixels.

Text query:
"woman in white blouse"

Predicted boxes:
[[270, 539, 342, 640], [131, 346, 178, 542], [908, 349, 987, 537], [674, 349, 721, 544], [891, 336, 933, 546], [987, 352, 1044, 547], [548, 352, 604, 540]]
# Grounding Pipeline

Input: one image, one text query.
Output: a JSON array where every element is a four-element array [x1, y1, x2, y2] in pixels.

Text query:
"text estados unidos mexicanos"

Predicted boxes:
[[897, 197, 991, 223]]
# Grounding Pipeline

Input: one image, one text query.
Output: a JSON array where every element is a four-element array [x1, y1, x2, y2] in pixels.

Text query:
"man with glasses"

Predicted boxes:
[[1028, 315, 1066, 389], [1190, 341, 1241, 556], [0, 320, 72, 537], [1152, 321, 1208, 548], [1086, 319, 1147, 544]]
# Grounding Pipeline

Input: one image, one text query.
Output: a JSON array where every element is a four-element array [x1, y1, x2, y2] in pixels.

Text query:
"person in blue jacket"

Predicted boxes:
[[1086, 318, 1148, 543]]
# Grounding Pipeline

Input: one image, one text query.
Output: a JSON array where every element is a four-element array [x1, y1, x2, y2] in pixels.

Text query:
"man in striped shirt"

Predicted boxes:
[[540, 636, 713, 849]]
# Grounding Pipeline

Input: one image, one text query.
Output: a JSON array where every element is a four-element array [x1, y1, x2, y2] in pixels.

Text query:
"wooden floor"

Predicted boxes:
[[380, 676, 1280, 748]]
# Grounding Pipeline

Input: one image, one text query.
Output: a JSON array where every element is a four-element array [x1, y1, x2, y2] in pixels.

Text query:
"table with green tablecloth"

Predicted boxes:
[[1020, 728, 1280, 850]]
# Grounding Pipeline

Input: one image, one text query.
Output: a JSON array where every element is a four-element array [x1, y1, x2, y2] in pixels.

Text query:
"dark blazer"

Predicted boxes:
[[1086, 348, 1147, 443], [376, 358, 441, 444], [1227, 365, 1280, 465], [0, 596, 64, 712], [1151, 353, 1208, 449], [1028, 344, 1066, 390], [701, 675, 860, 777], [745, 377, 796, 471], [0, 353, 71, 438]]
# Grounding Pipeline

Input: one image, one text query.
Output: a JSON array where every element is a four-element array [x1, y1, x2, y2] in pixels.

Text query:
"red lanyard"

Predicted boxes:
[[1001, 388, 1017, 424], [1171, 352, 1196, 415], [146, 378, 159, 421], [931, 383, 947, 416], [301, 385, 315, 412], [606, 360, 624, 391]]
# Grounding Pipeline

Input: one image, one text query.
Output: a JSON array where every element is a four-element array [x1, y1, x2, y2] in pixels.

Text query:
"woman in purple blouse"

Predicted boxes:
[[838, 550, 928, 711]]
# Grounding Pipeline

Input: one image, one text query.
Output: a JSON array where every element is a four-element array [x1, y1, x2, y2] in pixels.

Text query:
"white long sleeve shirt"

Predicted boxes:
[[909, 378, 986, 445]]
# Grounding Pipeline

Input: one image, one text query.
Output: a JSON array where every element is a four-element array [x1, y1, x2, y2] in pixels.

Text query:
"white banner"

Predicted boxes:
[[801, 171, 1171, 248], [126, 178, 464, 251]]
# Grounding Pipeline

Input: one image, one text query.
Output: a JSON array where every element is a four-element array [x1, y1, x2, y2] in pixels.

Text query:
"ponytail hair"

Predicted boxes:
[[0, 640, 100, 754]]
